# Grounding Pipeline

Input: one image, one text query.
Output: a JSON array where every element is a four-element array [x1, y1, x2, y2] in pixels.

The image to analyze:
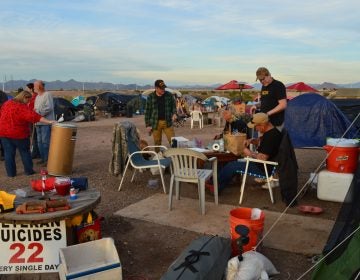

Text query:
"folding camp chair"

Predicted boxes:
[[118, 137, 171, 194], [237, 158, 278, 204]]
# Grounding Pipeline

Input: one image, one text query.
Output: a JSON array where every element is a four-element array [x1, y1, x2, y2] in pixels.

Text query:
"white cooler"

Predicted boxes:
[[59, 238, 122, 280], [317, 169, 354, 202]]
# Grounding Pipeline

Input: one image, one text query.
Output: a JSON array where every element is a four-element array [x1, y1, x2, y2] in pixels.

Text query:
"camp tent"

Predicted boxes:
[[284, 93, 358, 148], [96, 92, 138, 116], [312, 164, 360, 279]]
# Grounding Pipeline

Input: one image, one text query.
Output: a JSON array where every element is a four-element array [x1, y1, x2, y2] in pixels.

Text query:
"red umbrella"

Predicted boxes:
[[215, 80, 253, 90], [286, 82, 318, 92]]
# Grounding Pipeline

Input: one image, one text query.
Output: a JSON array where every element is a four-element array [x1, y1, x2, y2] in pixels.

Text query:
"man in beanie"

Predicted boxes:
[[206, 113, 282, 193], [145, 79, 177, 151], [256, 67, 287, 130]]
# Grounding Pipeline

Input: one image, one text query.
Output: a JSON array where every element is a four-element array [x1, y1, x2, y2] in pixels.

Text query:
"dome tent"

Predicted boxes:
[[284, 93, 358, 148]]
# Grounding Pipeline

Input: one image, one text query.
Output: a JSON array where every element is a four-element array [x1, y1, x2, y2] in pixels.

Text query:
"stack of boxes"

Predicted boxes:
[[317, 138, 359, 202]]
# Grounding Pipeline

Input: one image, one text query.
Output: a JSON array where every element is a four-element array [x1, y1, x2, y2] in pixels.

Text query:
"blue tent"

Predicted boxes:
[[284, 93, 358, 148]]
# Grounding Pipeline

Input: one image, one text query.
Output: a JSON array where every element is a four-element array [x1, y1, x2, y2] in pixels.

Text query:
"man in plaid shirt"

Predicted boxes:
[[145, 79, 177, 151]]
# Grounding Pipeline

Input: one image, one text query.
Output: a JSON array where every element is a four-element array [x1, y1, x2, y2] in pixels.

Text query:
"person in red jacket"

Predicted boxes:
[[26, 82, 41, 159], [0, 90, 55, 177]]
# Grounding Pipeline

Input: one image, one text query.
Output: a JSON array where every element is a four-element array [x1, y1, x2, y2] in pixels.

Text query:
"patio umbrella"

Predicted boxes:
[[215, 80, 253, 90], [286, 82, 318, 92]]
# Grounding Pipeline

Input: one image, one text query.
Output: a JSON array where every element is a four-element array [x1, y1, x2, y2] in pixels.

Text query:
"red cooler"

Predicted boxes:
[[323, 138, 359, 173]]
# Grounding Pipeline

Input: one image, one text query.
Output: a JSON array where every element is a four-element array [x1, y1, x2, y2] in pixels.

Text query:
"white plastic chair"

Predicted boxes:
[[190, 110, 203, 129], [164, 148, 218, 215], [118, 138, 171, 193], [237, 157, 278, 204]]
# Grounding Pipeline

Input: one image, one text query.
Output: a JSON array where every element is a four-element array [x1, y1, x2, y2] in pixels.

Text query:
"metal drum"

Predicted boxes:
[[47, 123, 77, 176]]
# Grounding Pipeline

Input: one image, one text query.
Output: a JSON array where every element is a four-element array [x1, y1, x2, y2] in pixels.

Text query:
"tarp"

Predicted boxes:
[[53, 97, 78, 121], [97, 92, 138, 104], [94, 92, 138, 116], [329, 99, 360, 131], [284, 93, 358, 148], [71, 95, 86, 106]]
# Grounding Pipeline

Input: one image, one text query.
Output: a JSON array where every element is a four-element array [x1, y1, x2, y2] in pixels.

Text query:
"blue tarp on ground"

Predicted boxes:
[[284, 93, 358, 148]]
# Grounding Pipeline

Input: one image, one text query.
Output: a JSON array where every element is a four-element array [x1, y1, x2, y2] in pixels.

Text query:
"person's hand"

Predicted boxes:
[[172, 114, 177, 122]]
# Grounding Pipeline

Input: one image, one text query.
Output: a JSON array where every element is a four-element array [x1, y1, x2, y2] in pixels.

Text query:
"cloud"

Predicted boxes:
[[0, 0, 359, 84]]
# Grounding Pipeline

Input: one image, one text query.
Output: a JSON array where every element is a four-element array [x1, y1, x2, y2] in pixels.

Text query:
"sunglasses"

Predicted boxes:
[[258, 76, 266, 82]]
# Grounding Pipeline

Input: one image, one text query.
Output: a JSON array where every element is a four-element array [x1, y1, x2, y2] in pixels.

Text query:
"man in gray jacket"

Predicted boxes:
[[34, 80, 55, 166]]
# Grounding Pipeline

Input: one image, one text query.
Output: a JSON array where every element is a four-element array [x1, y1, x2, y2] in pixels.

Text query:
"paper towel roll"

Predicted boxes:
[[212, 143, 220, 151]]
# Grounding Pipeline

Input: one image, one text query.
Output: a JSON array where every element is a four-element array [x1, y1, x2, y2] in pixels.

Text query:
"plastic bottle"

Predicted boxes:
[[40, 169, 48, 197], [219, 138, 224, 152]]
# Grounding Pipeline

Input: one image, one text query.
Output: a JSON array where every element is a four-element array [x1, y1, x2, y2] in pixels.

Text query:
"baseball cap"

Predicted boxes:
[[256, 67, 270, 81], [247, 113, 269, 128], [154, 79, 167, 89]]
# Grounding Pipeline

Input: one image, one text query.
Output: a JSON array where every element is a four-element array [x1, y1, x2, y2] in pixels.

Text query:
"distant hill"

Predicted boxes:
[[1, 79, 359, 92], [317, 82, 340, 89]]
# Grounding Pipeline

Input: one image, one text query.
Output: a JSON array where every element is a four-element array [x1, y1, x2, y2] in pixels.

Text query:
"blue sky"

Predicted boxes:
[[1, 0, 359, 86]]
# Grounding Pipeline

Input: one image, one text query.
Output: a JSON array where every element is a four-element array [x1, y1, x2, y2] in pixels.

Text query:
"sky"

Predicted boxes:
[[1, 0, 360, 86]]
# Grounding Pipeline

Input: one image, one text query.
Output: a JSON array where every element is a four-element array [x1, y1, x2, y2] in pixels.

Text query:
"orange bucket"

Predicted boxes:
[[323, 145, 359, 173], [229, 207, 265, 256]]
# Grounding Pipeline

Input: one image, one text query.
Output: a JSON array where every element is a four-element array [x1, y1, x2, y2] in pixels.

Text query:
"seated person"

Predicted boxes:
[[214, 107, 247, 140], [207, 112, 282, 193]]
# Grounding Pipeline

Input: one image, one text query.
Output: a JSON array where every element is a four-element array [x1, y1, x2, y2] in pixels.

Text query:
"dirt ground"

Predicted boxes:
[[0, 113, 341, 280]]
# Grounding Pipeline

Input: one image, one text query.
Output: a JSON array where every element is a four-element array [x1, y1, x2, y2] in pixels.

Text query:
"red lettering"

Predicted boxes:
[[9, 243, 25, 263]]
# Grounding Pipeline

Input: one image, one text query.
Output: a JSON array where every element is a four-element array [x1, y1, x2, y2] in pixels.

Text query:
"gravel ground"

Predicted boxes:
[[0, 114, 340, 280]]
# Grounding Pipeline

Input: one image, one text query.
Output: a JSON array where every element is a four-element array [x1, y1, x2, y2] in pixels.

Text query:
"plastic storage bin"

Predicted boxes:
[[58, 238, 122, 280], [317, 170, 354, 202]]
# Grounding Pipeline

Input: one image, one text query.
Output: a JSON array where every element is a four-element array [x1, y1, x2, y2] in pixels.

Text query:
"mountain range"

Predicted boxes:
[[2, 79, 360, 92]]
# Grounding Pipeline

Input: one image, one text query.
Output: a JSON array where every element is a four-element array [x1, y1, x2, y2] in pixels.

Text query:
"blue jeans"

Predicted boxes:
[[217, 161, 267, 191], [36, 125, 51, 162], [1, 137, 34, 177]]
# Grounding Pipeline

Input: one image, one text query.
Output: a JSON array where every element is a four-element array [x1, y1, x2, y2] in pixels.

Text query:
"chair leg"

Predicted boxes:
[[264, 168, 275, 204], [199, 179, 206, 215], [175, 181, 180, 200], [266, 179, 275, 203], [118, 160, 131, 191], [130, 169, 137, 182], [159, 167, 167, 194], [213, 174, 219, 205], [239, 161, 250, 204], [168, 175, 174, 210]]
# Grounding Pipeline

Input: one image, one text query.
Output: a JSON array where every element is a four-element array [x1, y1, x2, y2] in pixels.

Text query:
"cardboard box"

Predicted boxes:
[[59, 238, 122, 280], [317, 170, 354, 202]]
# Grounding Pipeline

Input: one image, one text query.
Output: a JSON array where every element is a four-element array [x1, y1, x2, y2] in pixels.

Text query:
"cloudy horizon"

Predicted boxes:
[[1, 0, 359, 86]]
